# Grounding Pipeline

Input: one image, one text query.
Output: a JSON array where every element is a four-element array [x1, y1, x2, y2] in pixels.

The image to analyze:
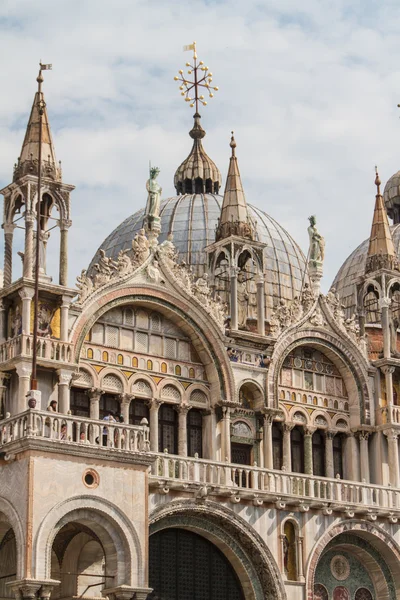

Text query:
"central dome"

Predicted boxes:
[[89, 193, 308, 316]]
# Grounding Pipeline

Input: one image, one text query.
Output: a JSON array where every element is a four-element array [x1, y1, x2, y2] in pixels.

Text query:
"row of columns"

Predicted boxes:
[[2, 216, 71, 288]]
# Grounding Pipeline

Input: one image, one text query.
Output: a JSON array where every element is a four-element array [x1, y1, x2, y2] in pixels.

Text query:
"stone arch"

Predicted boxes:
[[131, 373, 157, 397], [100, 371, 126, 394], [149, 499, 286, 600], [33, 495, 143, 587], [0, 496, 24, 579], [306, 519, 400, 599], [238, 379, 265, 410], [311, 409, 332, 428], [185, 383, 210, 406], [158, 378, 184, 402], [70, 288, 234, 405], [269, 330, 372, 426], [289, 406, 310, 425]]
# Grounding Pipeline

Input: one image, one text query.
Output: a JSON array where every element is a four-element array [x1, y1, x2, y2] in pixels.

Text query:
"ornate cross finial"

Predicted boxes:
[[174, 42, 219, 112], [375, 165, 381, 195]]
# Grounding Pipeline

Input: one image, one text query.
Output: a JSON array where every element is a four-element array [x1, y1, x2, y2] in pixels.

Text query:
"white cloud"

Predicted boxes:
[[1, 0, 400, 292]]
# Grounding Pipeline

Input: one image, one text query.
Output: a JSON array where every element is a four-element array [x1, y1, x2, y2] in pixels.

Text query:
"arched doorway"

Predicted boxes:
[[148, 528, 244, 600], [0, 527, 16, 598]]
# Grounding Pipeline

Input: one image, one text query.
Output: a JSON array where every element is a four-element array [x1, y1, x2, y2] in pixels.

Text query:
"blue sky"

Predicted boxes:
[[1, 0, 400, 291]]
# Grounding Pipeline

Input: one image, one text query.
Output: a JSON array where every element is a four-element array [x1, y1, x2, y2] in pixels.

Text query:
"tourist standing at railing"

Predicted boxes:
[[102, 410, 116, 446], [47, 400, 57, 412]]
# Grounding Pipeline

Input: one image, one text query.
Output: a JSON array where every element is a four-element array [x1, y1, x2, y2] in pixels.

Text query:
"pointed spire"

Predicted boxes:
[[174, 113, 221, 194], [365, 167, 397, 273], [215, 132, 253, 242], [13, 74, 61, 183]]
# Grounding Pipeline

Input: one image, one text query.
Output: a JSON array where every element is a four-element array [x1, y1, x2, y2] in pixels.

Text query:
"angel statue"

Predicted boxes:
[[307, 215, 325, 265]]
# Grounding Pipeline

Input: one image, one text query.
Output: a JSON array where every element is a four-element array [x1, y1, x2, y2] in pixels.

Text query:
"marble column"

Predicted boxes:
[[221, 406, 231, 462], [297, 536, 305, 582], [177, 405, 190, 456], [384, 429, 400, 488], [59, 219, 71, 286], [262, 414, 274, 469], [60, 295, 72, 342], [255, 273, 265, 335], [343, 432, 359, 481], [88, 387, 103, 420], [24, 211, 35, 279], [380, 297, 391, 359], [325, 431, 335, 479], [0, 300, 6, 343], [18, 287, 34, 335], [230, 266, 238, 330], [381, 365, 395, 422], [119, 393, 133, 423], [202, 408, 216, 459], [304, 427, 315, 475], [16, 362, 32, 413], [57, 369, 73, 414], [3, 223, 15, 287], [148, 398, 162, 452], [357, 430, 370, 483], [282, 424, 294, 472]]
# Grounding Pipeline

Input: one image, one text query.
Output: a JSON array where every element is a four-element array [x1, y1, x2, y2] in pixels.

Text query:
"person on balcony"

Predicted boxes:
[[102, 410, 116, 446]]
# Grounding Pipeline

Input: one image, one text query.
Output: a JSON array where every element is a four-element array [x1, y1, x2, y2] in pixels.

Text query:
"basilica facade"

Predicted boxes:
[[1, 60, 400, 600]]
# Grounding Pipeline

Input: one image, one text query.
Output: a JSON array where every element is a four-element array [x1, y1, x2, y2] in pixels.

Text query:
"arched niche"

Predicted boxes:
[[0, 527, 16, 598], [238, 381, 264, 411]]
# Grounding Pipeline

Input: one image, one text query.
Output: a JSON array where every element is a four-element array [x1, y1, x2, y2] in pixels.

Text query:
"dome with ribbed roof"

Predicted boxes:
[[384, 171, 400, 223], [89, 193, 308, 317]]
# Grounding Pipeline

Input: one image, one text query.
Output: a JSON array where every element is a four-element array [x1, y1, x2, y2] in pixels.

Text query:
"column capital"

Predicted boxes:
[[25, 211, 35, 224], [355, 429, 371, 441], [325, 430, 336, 440], [304, 426, 317, 436], [60, 295, 73, 308], [230, 265, 240, 278], [175, 403, 191, 415], [283, 423, 294, 433], [118, 393, 134, 404], [102, 587, 153, 600], [381, 365, 396, 375], [379, 296, 391, 309], [58, 219, 72, 231], [87, 387, 103, 400], [384, 428, 399, 441], [7, 580, 60, 600], [255, 273, 265, 285], [57, 369, 74, 386], [146, 397, 163, 409], [18, 287, 35, 301], [15, 362, 32, 378], [3, 223, 16, 235]]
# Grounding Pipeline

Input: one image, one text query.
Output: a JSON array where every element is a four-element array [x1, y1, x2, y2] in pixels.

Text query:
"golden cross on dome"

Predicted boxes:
[[174, 42, 219, 113]]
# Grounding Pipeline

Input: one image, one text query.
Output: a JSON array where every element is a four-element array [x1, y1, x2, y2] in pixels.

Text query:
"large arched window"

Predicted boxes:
[[129, 399, 149, 426], [333, 434, 344, 478]]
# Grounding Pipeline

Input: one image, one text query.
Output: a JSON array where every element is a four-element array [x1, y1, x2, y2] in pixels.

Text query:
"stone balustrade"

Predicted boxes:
[[149, 453, 400, 511], [0, 334, 73, 364], [0, 409, 150, 452]]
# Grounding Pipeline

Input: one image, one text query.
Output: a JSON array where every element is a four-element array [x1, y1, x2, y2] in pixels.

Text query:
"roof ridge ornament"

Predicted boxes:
[[174, 42, 219, 112]]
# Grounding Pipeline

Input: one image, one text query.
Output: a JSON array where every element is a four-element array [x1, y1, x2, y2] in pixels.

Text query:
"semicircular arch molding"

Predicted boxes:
[[306, 519, 400, 600], [71, 290, 234, 404], [268, 330, 372, 426], [0, 496, 25, 579], [149, 499, 286, 600], [131, 373, 157, 397], [33, 495, 143, 588]]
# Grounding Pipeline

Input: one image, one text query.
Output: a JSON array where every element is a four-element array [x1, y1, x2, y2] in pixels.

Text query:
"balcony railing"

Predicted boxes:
[[0, 334, 73, 364], [0, 410, 150, 452], [149, 453, 400, 511]]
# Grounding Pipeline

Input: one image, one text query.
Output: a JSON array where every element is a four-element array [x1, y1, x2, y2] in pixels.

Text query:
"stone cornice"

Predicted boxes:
[[1, 437, 155, 468]]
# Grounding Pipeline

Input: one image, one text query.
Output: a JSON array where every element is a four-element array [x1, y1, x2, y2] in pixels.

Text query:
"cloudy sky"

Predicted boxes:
[[1, 0, 400, 291]]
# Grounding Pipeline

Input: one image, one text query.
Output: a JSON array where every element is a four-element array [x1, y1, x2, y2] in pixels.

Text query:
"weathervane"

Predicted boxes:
[[174, 42, 219, 113]]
